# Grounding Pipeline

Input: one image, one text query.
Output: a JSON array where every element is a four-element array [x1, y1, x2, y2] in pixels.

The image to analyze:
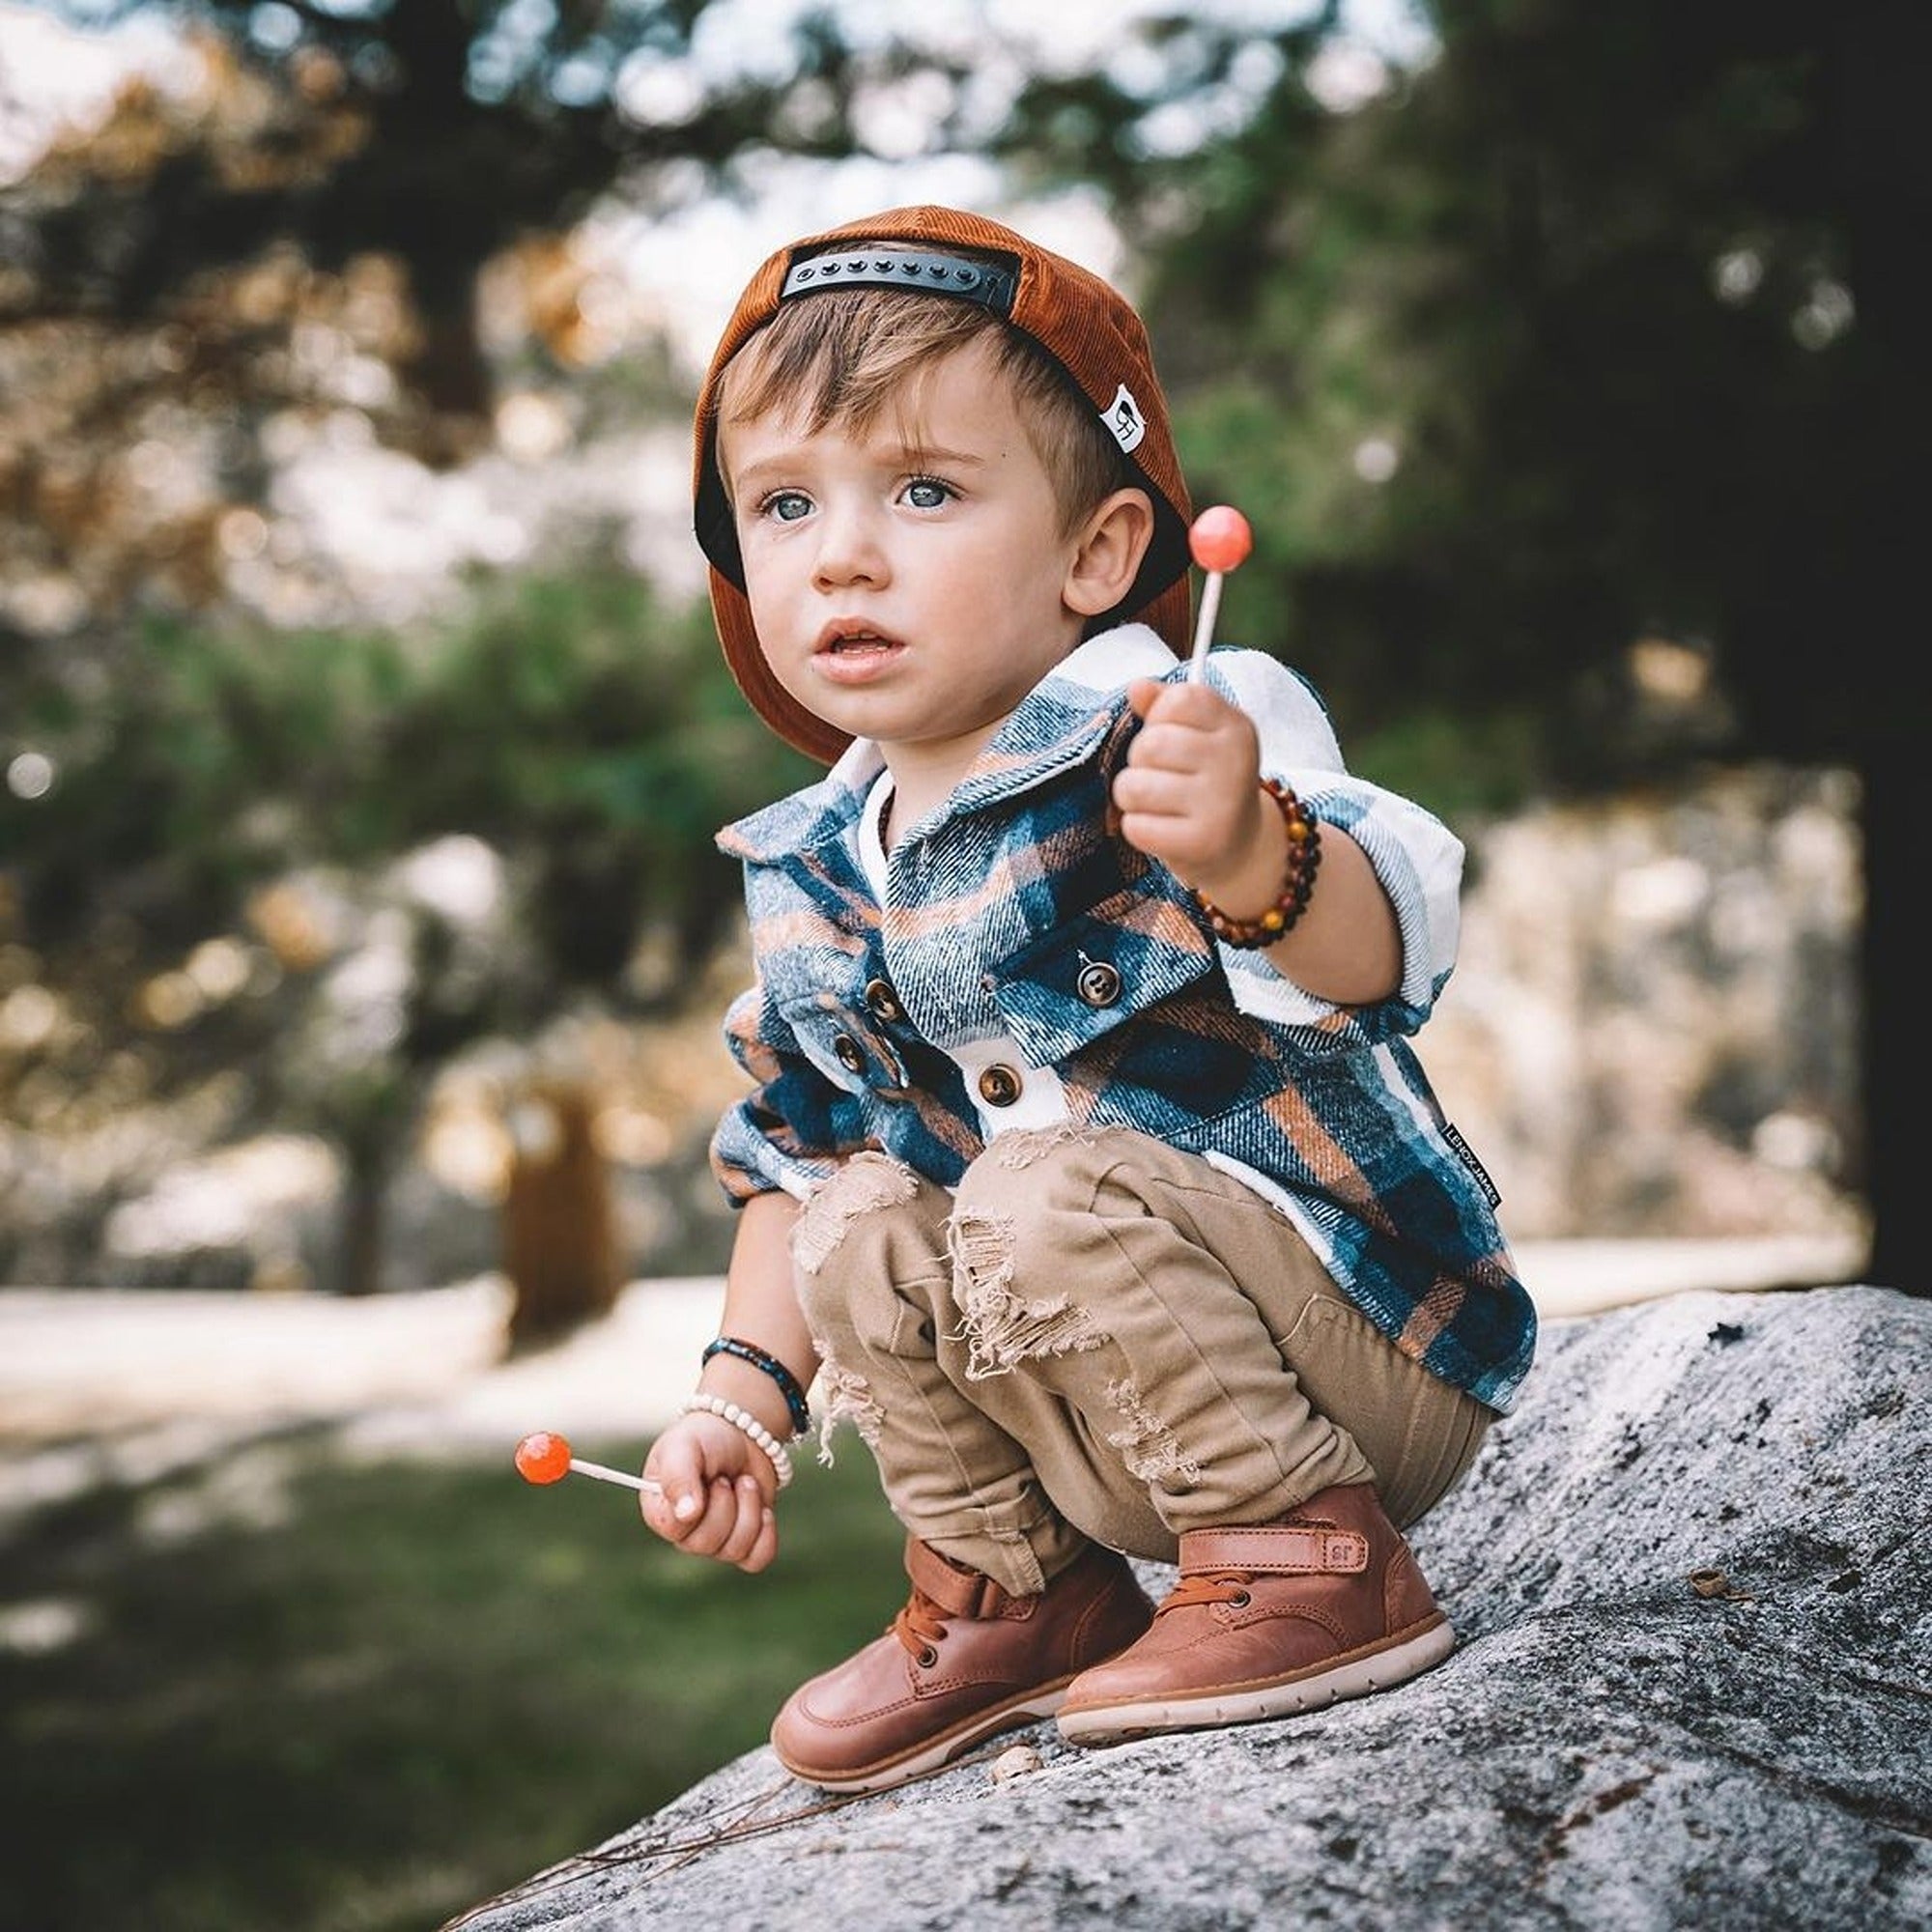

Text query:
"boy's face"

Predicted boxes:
[[721, 336, 1101, 779]]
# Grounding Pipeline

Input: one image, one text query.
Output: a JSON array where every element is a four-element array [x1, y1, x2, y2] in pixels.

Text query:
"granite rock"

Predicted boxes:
[[448, 1285, 1930, 1932]]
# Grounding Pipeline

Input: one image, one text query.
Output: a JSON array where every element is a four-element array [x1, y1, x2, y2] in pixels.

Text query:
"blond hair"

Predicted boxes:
[[716, 278, 1128, 536]]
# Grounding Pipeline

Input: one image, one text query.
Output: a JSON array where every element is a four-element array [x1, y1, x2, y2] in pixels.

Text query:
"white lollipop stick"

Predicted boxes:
[[571, 1457, 662, 1494], [1188, 573, 1226, 683], [1185, 506, 1254, 683]]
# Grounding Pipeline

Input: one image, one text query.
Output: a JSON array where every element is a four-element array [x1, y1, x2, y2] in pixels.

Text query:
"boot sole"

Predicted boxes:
[[773, 1680, 1076, 1795], [1056, 1617, 1456, 1747]]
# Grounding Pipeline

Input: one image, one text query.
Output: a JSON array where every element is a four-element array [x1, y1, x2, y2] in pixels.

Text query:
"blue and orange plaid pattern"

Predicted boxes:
[[710, 627, 1535, 1411]]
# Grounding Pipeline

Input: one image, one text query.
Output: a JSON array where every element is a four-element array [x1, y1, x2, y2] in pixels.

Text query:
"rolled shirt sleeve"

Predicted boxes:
[[707, 979, 872, 1203], [1195, 650, 1465, 1046]]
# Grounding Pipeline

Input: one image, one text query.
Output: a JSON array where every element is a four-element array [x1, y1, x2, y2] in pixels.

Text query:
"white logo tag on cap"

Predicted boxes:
[[1104, 384, 1147, 453]]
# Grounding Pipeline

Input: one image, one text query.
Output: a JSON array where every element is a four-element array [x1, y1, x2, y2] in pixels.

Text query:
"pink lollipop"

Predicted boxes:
[[1186, 505, 1253, 682], [515, 1430, 660, 1495]]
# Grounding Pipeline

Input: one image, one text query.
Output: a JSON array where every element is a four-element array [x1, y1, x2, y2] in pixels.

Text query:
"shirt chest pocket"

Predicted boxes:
[[989, 889, 1283, 1122], [780, 989, 910, 1096], [987, 889, 1222, 1060]]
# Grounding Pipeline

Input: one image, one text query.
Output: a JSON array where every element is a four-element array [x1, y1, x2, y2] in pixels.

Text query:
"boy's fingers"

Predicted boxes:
[[1114, 763, 1203, 814], [641, 1437, 711, 1532], [716, 1475, 769, 1567], [737, 1508, 779, 1575], [1123, 726, 1202, 778], [686, 1474, 755, 1557], [1131, 677, 1230, 726]]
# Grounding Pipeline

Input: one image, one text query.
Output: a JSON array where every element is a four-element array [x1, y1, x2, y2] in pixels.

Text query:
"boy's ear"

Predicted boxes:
[[1064, 488, 1156, 619]]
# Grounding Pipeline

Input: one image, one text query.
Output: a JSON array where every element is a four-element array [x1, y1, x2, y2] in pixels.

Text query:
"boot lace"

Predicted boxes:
[[1156, 1571, 1253, 1616], [891, 1589, 952, 1667]]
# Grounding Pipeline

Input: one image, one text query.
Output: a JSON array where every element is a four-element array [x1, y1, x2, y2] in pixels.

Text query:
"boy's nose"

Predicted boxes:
[[810, 504, 889, 587]]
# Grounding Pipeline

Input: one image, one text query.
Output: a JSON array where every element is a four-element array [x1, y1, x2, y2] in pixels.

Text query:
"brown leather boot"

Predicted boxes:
[[770, 1536, 1154, 1792], [1057, 1482, 1454, 1746]]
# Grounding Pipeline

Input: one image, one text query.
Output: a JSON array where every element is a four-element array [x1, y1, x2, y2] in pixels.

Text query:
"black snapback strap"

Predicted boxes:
[[781, 247, 1017, 315]]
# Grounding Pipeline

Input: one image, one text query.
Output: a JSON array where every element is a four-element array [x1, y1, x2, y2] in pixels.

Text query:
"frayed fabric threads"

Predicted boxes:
[[991, 1121, 1102, 1171], [948, 1209, 1106, 1382], [811, 1354, 885, 1466], [791, 1151, 920, 1276], [1105, 1376, 1203, 1487]]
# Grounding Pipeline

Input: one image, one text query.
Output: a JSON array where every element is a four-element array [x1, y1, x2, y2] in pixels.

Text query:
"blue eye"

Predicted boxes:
[[764, 490, 811, 523], [903, 477, 953, 509]]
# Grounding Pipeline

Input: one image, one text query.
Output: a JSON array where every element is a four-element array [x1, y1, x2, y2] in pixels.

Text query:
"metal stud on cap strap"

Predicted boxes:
[[781, 247, 1018, 316]]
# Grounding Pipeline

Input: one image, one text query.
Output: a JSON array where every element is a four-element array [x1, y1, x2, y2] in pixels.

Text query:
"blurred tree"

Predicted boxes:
[[3, 565, 810, 1297], [9, 0, 976, 433], [0, 0, 990, 630], [501, 1082, 621, 1346], [988, 0, 1921, 1290], [4, 0, 1916, 1299], [0, 0, 978, 1312]]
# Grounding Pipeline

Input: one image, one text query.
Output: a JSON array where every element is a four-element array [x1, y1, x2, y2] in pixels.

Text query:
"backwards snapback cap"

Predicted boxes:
[[693, 205, 1195, 764]]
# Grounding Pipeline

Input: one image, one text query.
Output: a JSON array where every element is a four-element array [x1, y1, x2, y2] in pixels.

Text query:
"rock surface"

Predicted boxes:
[[447, 1285, 1930, 1932]]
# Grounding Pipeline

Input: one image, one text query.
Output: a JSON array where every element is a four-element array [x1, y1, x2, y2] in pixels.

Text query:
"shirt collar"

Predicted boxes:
[[719, 623, 1177, 866]]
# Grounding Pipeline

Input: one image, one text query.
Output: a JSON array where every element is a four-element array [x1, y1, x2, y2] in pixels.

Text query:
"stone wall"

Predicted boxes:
[[0, 764, 1869, 1291], [1424, 763, 1864, 1245]]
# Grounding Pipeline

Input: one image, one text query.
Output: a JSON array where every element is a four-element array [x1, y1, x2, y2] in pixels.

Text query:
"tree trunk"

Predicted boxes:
[[337, 1145, 387, 1297], [1859, 741, 1911, 1293], [501, 1083, 620, 1348], [1836, 2, 1928, 1296]]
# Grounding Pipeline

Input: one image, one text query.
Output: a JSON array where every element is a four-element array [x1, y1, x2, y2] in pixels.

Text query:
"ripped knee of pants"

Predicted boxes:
[[810, 1348, 885, 1466], [790, 1151, 920, 1278], [946, 1208, 1107, 1382]]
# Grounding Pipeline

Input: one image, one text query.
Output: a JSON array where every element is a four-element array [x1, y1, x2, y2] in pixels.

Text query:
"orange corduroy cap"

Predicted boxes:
[[692, 205, 1196, 764]]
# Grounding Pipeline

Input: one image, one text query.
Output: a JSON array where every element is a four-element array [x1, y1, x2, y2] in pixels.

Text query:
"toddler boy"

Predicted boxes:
[[641, 204, 1534, 1793]]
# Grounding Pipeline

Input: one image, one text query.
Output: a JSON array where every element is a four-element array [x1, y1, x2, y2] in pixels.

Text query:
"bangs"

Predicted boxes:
[[717, 287, 1128, 535]]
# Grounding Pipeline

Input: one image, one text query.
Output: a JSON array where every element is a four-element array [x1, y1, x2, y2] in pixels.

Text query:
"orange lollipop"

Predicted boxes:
[[514, 1430, 573, 1484], [1189, 504, 1253, 574], [1186, 505, 1253, 681], [514, 1430, 659, 1494]]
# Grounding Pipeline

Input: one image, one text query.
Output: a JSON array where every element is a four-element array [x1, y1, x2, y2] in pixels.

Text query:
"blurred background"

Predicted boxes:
[[1, 1, 1918, 1926]]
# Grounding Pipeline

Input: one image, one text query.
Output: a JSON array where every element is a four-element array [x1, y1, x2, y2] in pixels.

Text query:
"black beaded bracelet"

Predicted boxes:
[[701, 1335, 812, 1438]]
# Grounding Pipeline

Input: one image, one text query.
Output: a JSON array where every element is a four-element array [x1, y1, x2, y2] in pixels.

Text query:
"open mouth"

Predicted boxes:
[[811, 625, 905, 682], [817, 627, 899, 657]]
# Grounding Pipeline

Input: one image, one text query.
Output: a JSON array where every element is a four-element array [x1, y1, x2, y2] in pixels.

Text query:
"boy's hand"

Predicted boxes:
[[641, 1412, 780, 1574], [1114, 678, 1280, 914]]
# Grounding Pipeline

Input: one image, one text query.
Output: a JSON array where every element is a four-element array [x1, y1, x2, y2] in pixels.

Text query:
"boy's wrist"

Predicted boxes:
[[1185, 786, 1290, 922], [681, 1392, 794, 1490], [696, 1355, 800, 1447], [1188, 780, 1325, 950]]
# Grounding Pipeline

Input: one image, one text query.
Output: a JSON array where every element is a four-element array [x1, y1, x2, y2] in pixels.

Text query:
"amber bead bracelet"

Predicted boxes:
[[1192, 778, 1323, 949]]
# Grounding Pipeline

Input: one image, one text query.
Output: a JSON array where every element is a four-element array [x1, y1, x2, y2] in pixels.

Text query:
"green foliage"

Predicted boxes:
[[18, 0, 978, 340], [8, 568, 810, 986], [0, 1434, 907, 1932], [7, 0, 1918, 1276], [1072, 0, 1908, 797]]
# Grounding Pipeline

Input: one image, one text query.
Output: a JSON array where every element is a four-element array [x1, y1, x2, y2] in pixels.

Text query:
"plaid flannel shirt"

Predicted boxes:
[[711, 625, 1535, 1411]]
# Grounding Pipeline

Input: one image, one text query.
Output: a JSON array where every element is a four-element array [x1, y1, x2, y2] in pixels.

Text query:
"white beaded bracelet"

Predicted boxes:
[[681, 1393, 794, 1491]]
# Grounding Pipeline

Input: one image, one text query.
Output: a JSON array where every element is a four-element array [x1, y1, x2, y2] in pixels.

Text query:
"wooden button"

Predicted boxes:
[[977, 1064, 1023, 1107], [833, 1034, 866, 1073]]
